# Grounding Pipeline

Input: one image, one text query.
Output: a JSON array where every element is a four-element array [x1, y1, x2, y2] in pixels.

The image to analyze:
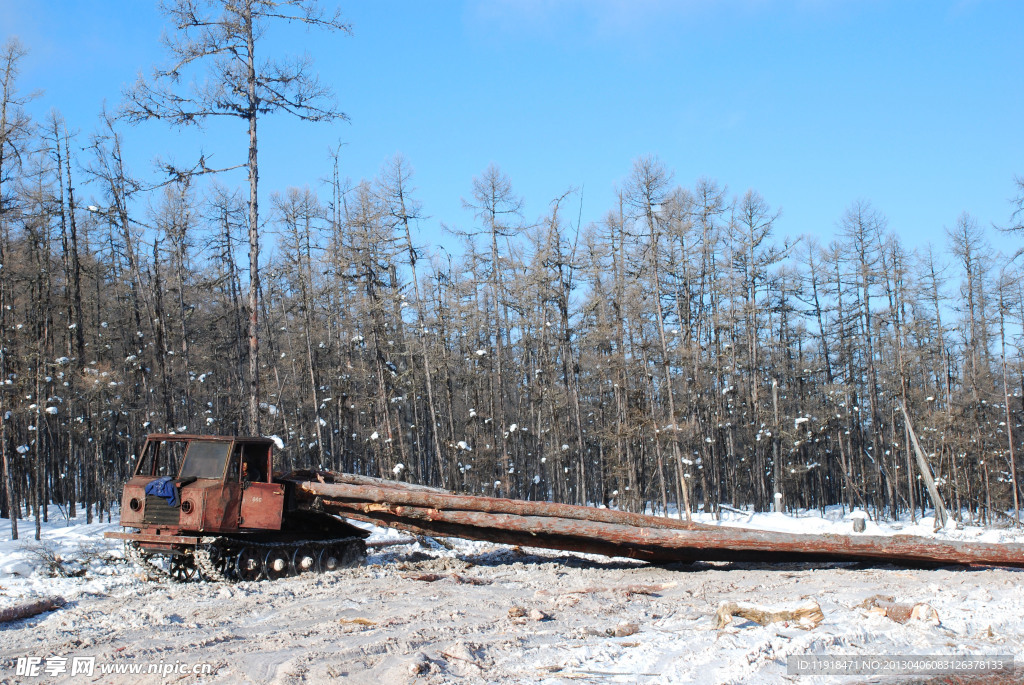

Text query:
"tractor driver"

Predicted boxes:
[[241, 457, 264, 484]]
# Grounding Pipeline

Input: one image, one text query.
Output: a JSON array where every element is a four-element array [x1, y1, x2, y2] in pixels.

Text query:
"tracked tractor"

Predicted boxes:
[[106, 434, 368, 582]]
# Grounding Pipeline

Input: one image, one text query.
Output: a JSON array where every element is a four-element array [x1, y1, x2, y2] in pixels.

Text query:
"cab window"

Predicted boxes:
[[179, 441, 230, 479], [135, 440, 186, 477], [230, 443, 270, 483]]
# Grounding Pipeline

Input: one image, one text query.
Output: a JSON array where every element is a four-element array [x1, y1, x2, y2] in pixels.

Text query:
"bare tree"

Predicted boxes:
[[947, 212, 993, 403], [273, 186, 327, 464], [0, 37, 39, 540], [623, 156, 685, 518], [460, 164, 524, 491], [0, 38, 37, 217], [1005, 175, 1024, 257], [123, 0, 351, 434], [378, 155, 449, 484], [997, 267, 1021, 524]]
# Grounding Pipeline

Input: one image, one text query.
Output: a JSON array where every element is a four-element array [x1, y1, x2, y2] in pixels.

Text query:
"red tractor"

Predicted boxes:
[[105, 434, 368, 582]]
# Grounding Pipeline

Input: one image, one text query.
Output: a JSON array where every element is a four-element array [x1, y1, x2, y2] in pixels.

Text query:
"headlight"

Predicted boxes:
[[181, 499, 195, 515], [129, 497, 142, 512]]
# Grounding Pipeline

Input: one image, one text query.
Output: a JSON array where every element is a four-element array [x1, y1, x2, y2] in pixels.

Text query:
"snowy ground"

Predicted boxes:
[[0, 507, 1022, 684]]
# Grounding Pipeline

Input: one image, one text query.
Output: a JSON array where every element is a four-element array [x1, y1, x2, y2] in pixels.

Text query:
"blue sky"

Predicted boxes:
[[3, 0, 1023, 256]]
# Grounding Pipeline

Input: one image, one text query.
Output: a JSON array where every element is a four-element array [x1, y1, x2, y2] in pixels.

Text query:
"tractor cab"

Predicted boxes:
[[119, 434, 285, 536]]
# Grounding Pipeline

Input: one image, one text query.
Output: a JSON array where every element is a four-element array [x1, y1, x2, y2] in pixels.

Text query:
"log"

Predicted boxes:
[[297, 480, 713, 533], [285, 470, 448, 494], [291, 475, 1024, 568], [311, 495, 1024, 568], [898, 401, 949, 529], [714, 600, 824, 630], [365, 537, 417, 549], [0, 597, 66, 624], [319, 503, 693, 563]]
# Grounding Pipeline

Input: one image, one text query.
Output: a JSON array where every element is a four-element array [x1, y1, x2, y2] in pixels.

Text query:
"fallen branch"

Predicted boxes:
[[24, 542, 86, 578], [719, 505, 755, 522], [0, 597, 67, 624], [338, 617, 376, 627], [440, 650, 484, 669], [714, 600, 823, 630], [898, 401, 949, 530]]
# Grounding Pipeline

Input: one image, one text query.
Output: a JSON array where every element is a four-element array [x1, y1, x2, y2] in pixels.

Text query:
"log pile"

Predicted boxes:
[[288, 473, 1024, 569]]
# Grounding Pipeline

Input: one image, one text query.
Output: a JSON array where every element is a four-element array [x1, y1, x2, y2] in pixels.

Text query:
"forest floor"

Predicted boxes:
[[0, 508, 1022, 684]]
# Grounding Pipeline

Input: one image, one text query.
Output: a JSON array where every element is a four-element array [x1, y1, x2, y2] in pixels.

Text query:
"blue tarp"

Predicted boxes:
[[145, 476, 179, 507]]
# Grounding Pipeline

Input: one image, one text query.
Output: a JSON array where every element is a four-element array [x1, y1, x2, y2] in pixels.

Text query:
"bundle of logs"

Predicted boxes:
[[286, 472, 1024, 569]]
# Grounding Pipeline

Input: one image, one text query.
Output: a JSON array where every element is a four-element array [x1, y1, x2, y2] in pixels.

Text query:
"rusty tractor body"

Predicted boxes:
[[105, 434, 368, 582]]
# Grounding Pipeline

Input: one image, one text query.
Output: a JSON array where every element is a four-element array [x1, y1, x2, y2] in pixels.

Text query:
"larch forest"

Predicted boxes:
[[2, 19, 1024, 542]]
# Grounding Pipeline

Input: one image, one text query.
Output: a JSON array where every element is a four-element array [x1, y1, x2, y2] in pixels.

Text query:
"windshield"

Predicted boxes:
[[135, 440, 185, 477], [179, 441, 230, 479]]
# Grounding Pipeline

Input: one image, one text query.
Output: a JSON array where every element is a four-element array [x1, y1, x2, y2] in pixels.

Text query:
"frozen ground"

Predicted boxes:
[[0, 507, 1022, 684]]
